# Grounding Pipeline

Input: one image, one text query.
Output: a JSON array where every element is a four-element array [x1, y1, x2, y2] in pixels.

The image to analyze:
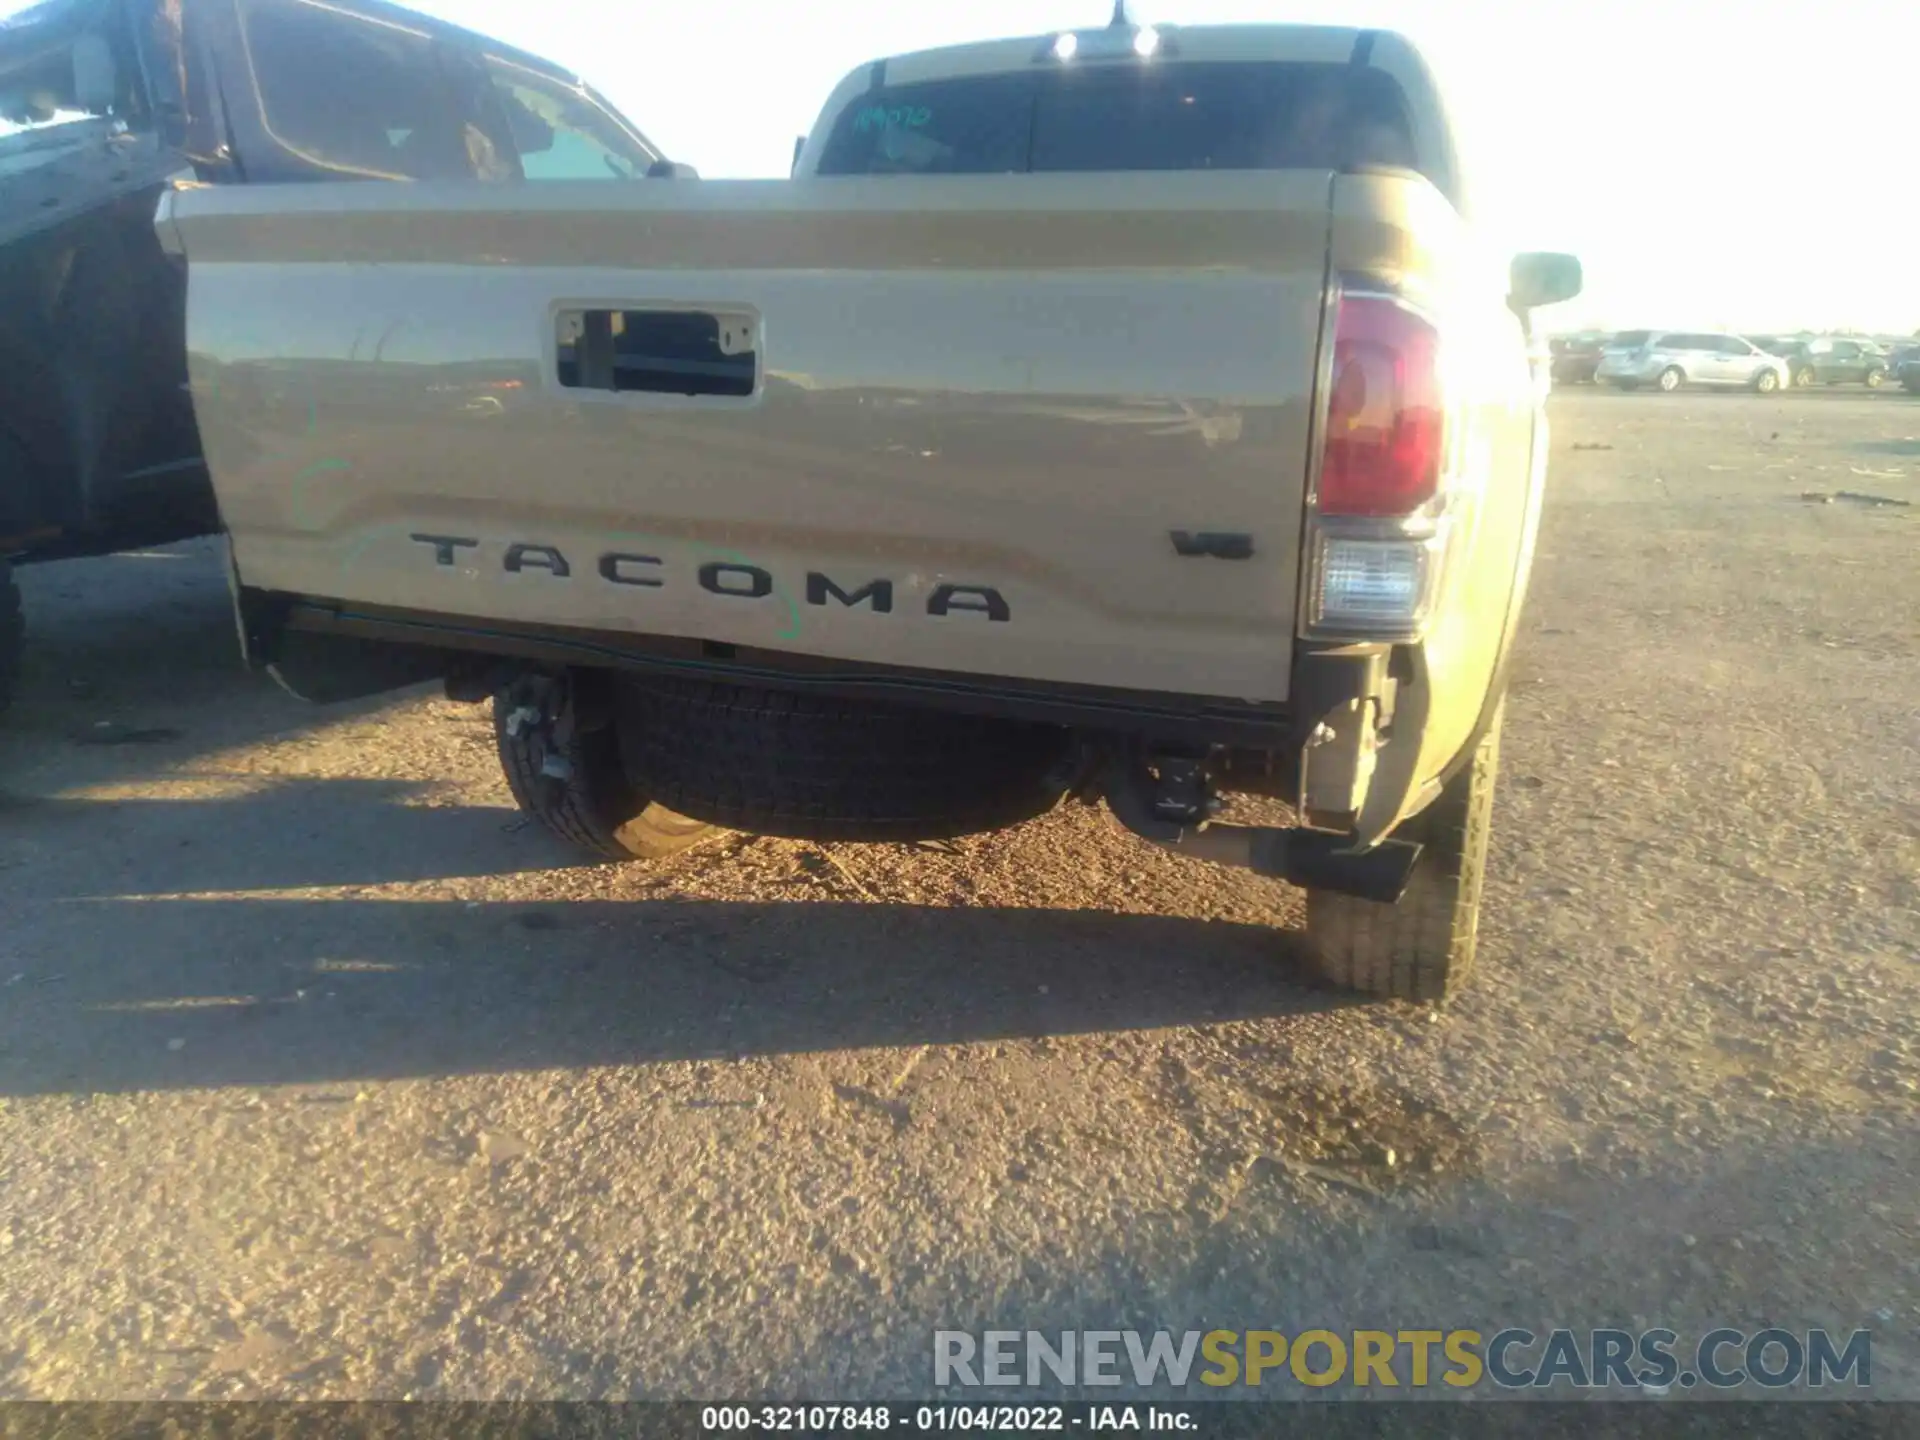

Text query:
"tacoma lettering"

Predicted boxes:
[[698, 561, 773, 598], [410, 540, 1010, 620], [504, 543, 569, 577], [410, 532, 480, 566], [807, 574, 893, 613], [599, 552, 663, 587], [928, 584, 1011, 622]]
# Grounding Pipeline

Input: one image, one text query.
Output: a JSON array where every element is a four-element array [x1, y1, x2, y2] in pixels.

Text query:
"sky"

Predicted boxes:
[[389, 0, 1917, 336], [6, 0, 1917, 333]]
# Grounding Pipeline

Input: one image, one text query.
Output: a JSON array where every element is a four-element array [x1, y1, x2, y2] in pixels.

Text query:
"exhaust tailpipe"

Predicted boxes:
[[1104, 769, 1420, 904]]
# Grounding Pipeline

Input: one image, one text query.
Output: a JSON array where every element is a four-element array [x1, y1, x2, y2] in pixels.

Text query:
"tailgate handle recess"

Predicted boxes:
[[556, 307, 758, 398]]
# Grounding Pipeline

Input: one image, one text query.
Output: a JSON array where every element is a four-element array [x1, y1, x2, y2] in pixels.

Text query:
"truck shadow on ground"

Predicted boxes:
[[3, 540, 409, 776], [2, 544, 1355, 1099], [10, 543, 251, 708], [0, 775, 589, 890], [2, 544, 576, 888], [0, 888, 1349, 1097]]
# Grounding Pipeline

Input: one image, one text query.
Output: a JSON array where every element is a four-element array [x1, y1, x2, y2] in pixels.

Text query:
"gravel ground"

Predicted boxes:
[[0, 389, 1914, 1403]]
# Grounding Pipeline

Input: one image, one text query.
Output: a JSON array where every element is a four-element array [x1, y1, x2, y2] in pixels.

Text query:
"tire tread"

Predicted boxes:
[[1303, 704, 1502, 1003], [618, 677, 1068, 842], [493, 678, 710, 861]]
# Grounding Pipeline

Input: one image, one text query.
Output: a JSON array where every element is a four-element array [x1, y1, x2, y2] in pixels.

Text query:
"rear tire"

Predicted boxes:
[[494, 670, 713, 861], [1795, 366, 1817, 388], [1657, 366, 1685, 393], [0, 559, 21, 715], [1864, 368, 1885, 389], [616, 676, 1071, 843], [1301, 700, 1504, 1003]]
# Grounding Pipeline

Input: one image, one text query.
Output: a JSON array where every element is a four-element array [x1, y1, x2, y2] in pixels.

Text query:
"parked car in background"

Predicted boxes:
[[1595, 332, 1789, 393], [1548, 332, 1607, 384], [1749, 335, 1807, 359], [1897, 350, 1920, 395], [1781, 338, 1890, 388]]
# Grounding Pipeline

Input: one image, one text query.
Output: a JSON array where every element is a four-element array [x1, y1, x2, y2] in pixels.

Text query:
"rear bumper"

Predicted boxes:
[[233, 582, 1391, 756]]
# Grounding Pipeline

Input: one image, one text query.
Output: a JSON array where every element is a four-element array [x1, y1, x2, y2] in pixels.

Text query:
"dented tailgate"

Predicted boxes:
[[160, 171, 1333, 703]]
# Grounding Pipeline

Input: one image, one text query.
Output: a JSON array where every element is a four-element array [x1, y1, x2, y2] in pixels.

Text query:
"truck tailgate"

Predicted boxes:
[[161, 172, 1333, 704]]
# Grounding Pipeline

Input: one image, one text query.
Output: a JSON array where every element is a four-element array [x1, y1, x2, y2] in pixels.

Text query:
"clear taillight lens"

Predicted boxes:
[[1318, 539, 1429, 622], [1316, 293, 1444, 518], [1307, 533, 1446, 636]]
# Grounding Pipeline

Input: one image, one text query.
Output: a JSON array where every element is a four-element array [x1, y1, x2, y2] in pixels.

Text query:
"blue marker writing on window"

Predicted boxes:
[[852, 106, 933, 134]]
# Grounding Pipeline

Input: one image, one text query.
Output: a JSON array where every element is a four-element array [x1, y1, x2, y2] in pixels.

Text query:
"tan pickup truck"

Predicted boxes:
[[161, 17, 1581, 1001]]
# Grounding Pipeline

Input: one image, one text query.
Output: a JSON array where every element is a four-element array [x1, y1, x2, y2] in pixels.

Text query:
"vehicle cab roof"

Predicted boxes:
[[797, 22, 1466, 211]]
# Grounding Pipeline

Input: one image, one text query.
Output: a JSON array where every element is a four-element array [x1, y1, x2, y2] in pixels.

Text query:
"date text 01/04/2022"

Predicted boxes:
[[699, 1404, 1197, 1432]]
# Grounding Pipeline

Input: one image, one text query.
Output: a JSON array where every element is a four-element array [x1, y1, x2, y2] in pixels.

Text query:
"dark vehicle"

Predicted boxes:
[[1548, 332, 1607, 385], [1782, 337, 1889, 389], [0, 0, 672, 710], [1896, 347, 1920, 395]]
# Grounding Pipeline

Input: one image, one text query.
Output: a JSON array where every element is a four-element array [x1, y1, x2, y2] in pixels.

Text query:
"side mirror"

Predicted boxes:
[[1510, 252, 1583, 311], [645, 160, 699, 180]]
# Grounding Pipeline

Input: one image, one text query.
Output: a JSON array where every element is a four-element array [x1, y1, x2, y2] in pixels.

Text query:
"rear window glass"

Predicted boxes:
[[816, 61, 1416, 175]]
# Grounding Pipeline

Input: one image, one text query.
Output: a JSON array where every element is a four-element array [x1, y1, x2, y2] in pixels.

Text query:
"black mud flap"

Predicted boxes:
[[265, 629, 450, 705], [231, 574, 446, 704]]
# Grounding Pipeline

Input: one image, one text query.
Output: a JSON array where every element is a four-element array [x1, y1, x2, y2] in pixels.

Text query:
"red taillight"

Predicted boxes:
[[1316, 292, 1444, 518]]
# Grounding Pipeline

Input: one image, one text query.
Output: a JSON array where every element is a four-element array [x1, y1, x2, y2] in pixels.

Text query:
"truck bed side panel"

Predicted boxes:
[[164, 174, 1333, 703]]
